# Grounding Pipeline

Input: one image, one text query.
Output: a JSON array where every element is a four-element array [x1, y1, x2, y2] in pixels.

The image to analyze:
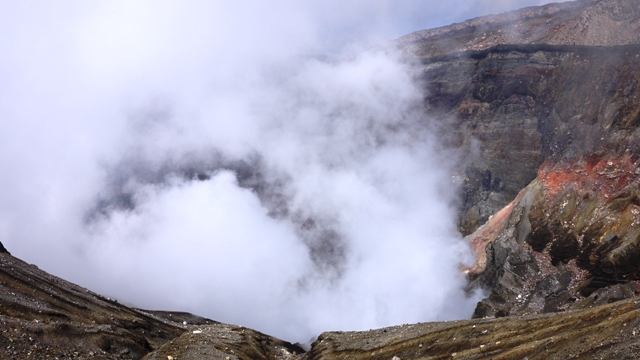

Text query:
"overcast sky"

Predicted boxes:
[[0, 0, 570, 344]]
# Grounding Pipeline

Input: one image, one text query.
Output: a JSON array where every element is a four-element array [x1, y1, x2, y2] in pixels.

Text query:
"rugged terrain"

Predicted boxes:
[[400, 0, 640, 322], [6, 0, 640, 358]]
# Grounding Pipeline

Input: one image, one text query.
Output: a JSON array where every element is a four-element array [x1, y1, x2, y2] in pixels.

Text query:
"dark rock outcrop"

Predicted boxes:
[[465, 155, 640, 319], [0, 241, 9, 254]]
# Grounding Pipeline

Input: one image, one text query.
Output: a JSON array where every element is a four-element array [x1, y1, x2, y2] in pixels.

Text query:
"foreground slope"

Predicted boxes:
[[141, 295, 640, 359], [304, 296, 640, 359], [0, 243, 303, 359], [3, 237, 640, 359], [0, 246, 186, 359]]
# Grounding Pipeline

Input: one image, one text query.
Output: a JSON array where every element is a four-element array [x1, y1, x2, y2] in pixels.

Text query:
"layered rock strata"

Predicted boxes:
[[399, 0, 640, 235], [395, 0, 640, 322]]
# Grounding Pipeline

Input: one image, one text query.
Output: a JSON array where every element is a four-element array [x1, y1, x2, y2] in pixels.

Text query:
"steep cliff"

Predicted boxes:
[[401, 0, 640, 235], [395, 0, 640, 324]]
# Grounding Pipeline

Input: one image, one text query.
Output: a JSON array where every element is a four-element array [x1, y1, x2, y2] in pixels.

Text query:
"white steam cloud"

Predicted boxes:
[[1, 0, 563, 343]]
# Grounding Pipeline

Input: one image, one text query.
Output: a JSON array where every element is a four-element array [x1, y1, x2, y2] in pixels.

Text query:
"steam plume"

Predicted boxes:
[[0, 0, 565, 343]]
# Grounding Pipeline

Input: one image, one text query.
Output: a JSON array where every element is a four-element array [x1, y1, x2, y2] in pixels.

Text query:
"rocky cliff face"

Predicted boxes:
[[396, 0, 640, 326], [399, 0, 640, 236], [426, 43, 640, 234]]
